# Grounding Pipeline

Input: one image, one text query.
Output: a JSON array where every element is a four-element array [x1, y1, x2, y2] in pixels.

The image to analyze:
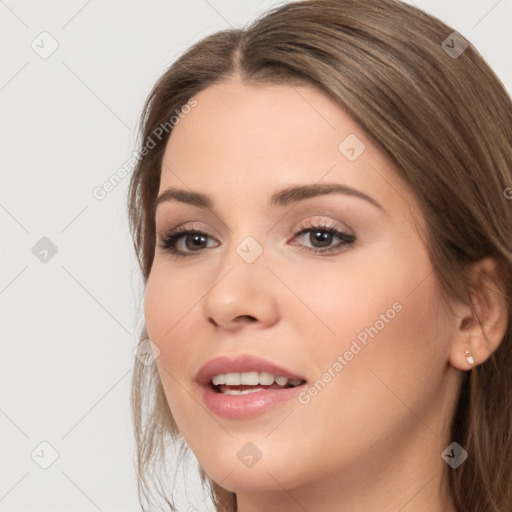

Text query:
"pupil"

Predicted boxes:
[[312, 230, 332, 247], [187, 234, 206, 250]]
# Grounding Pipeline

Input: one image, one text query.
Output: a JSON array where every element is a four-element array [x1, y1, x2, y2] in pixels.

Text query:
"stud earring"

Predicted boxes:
[[464, 349, 474, 365]]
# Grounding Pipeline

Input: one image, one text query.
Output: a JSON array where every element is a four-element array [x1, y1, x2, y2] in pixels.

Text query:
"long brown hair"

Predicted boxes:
[[127, 0, 512, 510]]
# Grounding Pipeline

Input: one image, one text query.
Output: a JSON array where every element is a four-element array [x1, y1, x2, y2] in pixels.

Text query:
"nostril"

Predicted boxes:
[[207, 315, 256, 328], [236, 315, 257, 322]]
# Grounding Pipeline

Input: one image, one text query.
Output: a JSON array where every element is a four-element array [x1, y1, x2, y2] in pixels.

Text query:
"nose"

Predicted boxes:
[[202, 252, 281, 333]]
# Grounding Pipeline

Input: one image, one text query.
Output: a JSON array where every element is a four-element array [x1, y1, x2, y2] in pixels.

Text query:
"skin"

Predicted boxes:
[[144, 79, 507, 512]]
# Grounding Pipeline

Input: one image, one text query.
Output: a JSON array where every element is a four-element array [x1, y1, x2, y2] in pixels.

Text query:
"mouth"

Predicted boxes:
[[196, 354, 308, 418]]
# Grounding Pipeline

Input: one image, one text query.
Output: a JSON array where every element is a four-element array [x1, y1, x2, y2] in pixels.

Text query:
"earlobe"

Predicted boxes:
[[463, 348, 474, 365], [449, 258, 509, 371], [450, 333, 477, 371]]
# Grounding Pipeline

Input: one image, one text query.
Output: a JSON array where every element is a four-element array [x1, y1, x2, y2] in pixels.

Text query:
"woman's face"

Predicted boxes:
[[144, 79, 461, 502]]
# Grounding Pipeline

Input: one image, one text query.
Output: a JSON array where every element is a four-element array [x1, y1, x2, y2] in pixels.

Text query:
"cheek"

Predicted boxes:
[[144, 264, 200, 347], [143, 267, 196, 388], [143, 270, 202, 434], [144, 273, 175, 346], [276, 237, 433, 364], [311, 243, 446, 405], [289, 236, 447, 422], [252, 275, 445, 484]]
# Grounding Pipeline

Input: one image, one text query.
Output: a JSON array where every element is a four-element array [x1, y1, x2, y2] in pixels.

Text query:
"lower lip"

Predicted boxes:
[[200, 383, 306, 419]]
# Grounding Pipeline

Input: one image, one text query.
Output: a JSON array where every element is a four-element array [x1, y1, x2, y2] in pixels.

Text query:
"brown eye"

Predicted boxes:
[[157, 229, 218, 258], [291, 223, 356, 255]]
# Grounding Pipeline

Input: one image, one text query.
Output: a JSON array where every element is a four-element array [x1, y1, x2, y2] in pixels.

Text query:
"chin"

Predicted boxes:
[[204, 463, 300, 493], [189, 436, 303, 492]]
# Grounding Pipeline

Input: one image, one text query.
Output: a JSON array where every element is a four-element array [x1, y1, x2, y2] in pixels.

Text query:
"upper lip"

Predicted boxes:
[[195, 354, 307, 385]]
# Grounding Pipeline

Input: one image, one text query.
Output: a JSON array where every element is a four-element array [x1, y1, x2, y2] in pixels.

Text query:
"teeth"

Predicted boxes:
[[274, 375, 288, 386], [212, 374, 226, 386], [221, 388, 264, 396], [259, 372, 275, 385], [211, 372, 304, 388], [225, 373, 241, 385], [240, 371, 259, 385]]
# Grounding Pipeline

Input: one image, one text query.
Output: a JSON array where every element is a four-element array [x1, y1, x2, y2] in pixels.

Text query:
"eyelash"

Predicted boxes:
[[157, 221, 356, 259]]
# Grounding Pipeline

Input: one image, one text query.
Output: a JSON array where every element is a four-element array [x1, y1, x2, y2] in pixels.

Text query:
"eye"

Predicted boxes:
[[290, 220, 356, 255], [157, 227, 218, 258], [157, 221, 356, 258]]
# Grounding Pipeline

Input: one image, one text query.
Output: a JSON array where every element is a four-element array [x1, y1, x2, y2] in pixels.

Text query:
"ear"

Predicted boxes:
[[449, 257, 509, 371]]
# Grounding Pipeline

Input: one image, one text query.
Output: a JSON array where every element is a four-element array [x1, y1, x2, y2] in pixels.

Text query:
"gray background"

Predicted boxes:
[[1, 1, 511, 511]]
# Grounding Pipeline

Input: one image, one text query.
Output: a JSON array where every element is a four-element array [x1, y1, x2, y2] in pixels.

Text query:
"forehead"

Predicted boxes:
[[164, 79, 359, 165], [159, 79, 418, 223]]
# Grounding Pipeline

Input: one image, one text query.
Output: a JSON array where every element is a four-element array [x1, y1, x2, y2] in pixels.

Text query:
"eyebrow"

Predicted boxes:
[[152, 182, 385, 215]]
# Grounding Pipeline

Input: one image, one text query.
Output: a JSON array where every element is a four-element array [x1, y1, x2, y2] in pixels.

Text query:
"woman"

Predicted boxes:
[[127, 0, 512, 510]]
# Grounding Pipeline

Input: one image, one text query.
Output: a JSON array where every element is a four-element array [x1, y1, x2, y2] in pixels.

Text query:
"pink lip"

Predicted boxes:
[[195, 354, 307, 419]]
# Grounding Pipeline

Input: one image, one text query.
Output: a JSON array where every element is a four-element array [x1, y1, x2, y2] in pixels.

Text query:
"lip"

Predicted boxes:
[[195, 354, 307, 419]]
